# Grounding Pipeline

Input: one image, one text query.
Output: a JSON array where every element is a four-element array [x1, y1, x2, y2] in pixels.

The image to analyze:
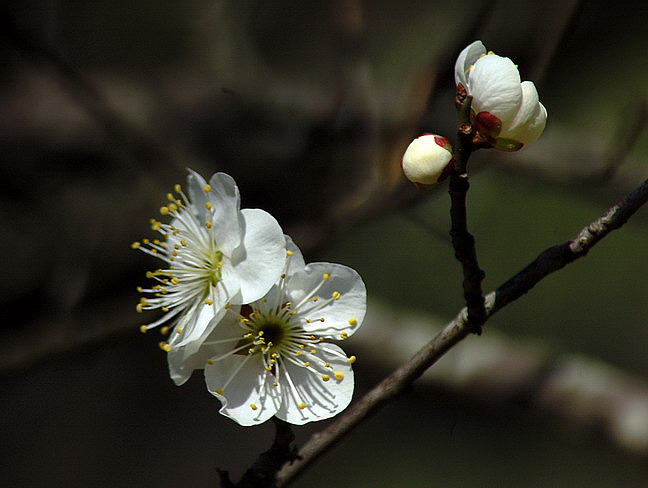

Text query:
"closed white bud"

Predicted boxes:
[[402, 134, 454, 187]]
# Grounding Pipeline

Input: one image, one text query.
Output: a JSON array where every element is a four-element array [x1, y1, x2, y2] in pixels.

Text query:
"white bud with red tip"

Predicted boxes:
[[402, 134, 454, 187]]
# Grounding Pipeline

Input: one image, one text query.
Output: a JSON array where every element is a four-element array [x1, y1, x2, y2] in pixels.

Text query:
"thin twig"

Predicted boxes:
[[275, 177, 648, 487], [449, 95, 486, 332]]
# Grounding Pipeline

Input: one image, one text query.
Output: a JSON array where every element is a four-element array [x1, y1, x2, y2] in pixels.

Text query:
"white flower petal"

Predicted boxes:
[[205, 354, 281, 426], [275, 344, 354, 425], [223, 208, 285, 304], [186, 169, 210, 223], [168, 309, 240, 385], [172, 287, 225, 346], [284, 235, 306, 274], [469, 54, 522, 122], [288, 263, 366, 339], [500, 81, 547, 145], [454, 40, 486, 87], [207, 173, 242, 254]]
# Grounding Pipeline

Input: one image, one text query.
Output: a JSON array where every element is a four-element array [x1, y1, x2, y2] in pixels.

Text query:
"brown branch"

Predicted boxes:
[[220, 418, 297, 488], [275, 177, 648, 487], [449, 95, 486, 332]]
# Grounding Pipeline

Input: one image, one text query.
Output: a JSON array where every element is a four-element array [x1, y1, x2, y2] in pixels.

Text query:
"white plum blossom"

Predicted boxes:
[[190, 237, 366, 426], [455, 40, 547, 151], [402, 134, 454, 187], [132, 170, 286, 356]]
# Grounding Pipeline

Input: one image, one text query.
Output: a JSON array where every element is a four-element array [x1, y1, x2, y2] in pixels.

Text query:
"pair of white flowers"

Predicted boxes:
[[403, 40, 548, 186], [133, 171, 366, 426]]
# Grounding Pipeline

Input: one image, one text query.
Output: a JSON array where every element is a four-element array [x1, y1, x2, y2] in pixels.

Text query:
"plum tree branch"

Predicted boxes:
[[275, 176, 648, 487]]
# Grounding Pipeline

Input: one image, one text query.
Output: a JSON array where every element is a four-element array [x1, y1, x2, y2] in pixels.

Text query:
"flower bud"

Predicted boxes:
[[455, 40, 547, 151], [401, 134, 454, 187]]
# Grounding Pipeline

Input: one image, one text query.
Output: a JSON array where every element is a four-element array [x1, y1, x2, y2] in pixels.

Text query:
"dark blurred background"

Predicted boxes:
[[1, 0, 647, 487]]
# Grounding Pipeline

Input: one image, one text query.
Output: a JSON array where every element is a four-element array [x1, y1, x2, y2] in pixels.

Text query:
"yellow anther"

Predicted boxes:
[[131, 241, 141, 249], [271, 353, 278, 358], [324, 362, 330, 368], [487, 50, 494, 55], [136, 286, 144, 293], [257, 330, 264, 336], [286, 250, 294, 257], [162, 307, 169, 312], [176, 326, 183, 334], [311, 296, 318, 302], [332, 291, 341, 300], [304, 361, 310, 367], [160, 326, 170, 335], [273, 382, 278, 387], [323, 273, 330, 281], [150, 249, 157, 254], [203, 184, 212, 192], [299, 344, 305, 349], [224, 303, 231, 309], [151, 222, 161, 231], [205, 220, 212, 229], [347, 355, 357, 364], [297, 402, 307, 410], [160, 206, 169, 215], [348, 318, 358, 326], [153, 239, 161, 245], [296, 351, 301, 355], [142, 239, 150, 244], [174, 184, 182, 193], [322, 374, 330, 382], [158, 342, 172, 352], [180, 239, 187, 246], [290, 311, 297, 316], [319, 318, 325, 322], [136, 303, 144, 313], [168, 203, 178, 213], [334, 371, 344, 380], [215, 389, 224, 395], [248, 348, 255, 354], [280, 273, 286, 279], [207, 359, 214, 365], [139, 325, 148, 334], [341, 332, 348, 339], [166, 192, 174, 202], [205, 202, 212, 210], [266, 365, 272, 371], [205, 299, 213, 305], [310, 349, 316, 354], [269, 359, 276, 364], [171, 277, 179, 285]]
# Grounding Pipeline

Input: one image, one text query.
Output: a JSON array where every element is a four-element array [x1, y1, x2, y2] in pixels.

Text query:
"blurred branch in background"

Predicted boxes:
[[0, 11, 204, 176], [276, 177, 648, 486], [359, 301, 648, 458]]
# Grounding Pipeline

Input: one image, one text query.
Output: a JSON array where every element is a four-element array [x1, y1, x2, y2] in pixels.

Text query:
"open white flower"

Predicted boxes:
[[193, 238, 366, 426], [402, 134, 454, 187], [132, 170, 286, 352], [455, 40, 547, 151]]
